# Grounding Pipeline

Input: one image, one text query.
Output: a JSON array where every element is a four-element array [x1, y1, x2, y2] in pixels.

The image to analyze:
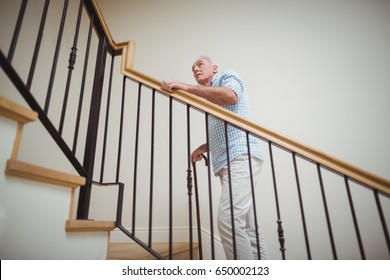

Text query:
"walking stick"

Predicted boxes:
[[192, 154, 208, 260]]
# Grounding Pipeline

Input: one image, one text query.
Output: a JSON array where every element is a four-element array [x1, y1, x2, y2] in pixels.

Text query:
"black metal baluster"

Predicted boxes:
[[246, 131, 261, 259], [344, 176, 365, 259], [72, 13, 94, 154], [7, 0, 27, 63], [317, 163, 337, 259], [168, 96, 173, 260], [292, 152, 311, 259], [116, 182, 125, 227], [131, 83, 142, 234], [116, 76, 126, 183], [224, 122, 237, 259], [148, 89, 156, 248], [59, 0, 84, 135], [268, 142, 286, 259], [44, 0, 69, 114], [27, 0, 50, 90], [373, 189, 390, 254], [186, 105, 194, 259], [205, 113, 215, 260]]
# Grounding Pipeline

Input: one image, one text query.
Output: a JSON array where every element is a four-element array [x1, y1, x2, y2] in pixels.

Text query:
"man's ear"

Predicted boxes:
[[213, 64, 218, 74]]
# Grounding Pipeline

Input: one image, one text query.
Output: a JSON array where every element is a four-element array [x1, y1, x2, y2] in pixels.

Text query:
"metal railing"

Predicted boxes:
[[113, 74, 390, 259], [1, 0, 389, 260]]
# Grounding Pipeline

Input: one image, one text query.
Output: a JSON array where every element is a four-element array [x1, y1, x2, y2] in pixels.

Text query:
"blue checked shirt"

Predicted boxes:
[[208, 69, 263, 175]]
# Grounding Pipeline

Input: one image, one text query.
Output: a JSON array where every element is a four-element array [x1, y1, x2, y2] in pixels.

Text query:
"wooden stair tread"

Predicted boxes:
[[0, 96, 38, 124], [5, 159, 85, 189], [65, 219, 116, 232], [108, 242, 199, 260]]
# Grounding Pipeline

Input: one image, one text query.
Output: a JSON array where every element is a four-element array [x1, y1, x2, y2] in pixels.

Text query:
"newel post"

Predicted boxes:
[[77, 36, 108, 219]]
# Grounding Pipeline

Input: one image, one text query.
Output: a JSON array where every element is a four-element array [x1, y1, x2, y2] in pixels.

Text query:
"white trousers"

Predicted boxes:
[[218, 154, 269, 260]]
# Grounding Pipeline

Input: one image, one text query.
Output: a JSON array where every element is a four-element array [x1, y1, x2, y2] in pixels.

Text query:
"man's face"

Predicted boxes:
[[192, 58, 218, 85]]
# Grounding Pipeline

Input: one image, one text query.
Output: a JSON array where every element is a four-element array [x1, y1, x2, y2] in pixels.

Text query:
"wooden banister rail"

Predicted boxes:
[[90, 0, 390, 195]]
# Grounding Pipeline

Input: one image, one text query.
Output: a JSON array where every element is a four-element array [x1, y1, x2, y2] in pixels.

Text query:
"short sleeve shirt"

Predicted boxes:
[[208, 69, 263, 175]]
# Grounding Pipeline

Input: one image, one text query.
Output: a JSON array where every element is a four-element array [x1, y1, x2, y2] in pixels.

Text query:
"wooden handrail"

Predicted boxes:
[[91, 0, 390, 195]]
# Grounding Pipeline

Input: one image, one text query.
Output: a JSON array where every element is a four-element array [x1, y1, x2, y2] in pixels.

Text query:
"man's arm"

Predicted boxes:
[[161, 80, 237, 106]]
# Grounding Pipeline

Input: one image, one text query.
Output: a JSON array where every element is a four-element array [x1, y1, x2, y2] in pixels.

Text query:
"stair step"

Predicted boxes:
[[108, 242, 199, 260], [65, 219, 116, 232], [0, 96, 38, 124], [5, 159, 85, 189]]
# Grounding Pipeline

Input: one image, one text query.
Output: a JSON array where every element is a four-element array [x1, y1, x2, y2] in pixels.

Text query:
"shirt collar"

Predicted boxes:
[[210, 73, 219, 86]]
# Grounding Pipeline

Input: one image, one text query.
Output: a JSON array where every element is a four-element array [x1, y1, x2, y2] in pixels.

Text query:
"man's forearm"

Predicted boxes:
[[184, 84, 237, 106], [161, 80, 237, 106]]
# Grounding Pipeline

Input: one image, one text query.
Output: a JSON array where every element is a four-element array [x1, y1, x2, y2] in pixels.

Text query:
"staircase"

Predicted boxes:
[[0, 96, 113, 259], [0, 96, 198, 260]]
